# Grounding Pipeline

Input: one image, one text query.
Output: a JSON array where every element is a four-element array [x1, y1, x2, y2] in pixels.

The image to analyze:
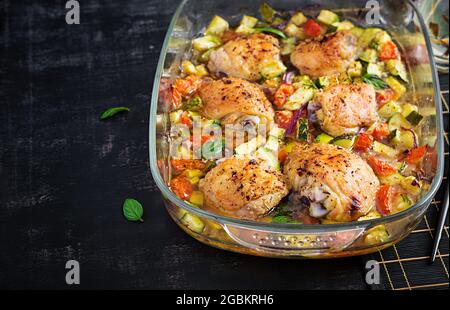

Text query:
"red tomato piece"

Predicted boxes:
[[376, 185, 393, 215], [304, 19, 322, 37], [379, 41, 400, 61], [275, 110, 294, 129], [372, 123, 391, 141], [367, 156, 397, 176], [354, 133, 374, 151], [406, 145, 427, 164], [170, 176, 193, 200], [274, 84, 295, 108]]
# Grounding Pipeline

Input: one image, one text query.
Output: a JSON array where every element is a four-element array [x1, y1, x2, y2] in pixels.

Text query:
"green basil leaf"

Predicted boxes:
[[100, 107, 130, 120], [362, 74, 389, 90], [123, 198, 144, 222], [254, 27, 287, 39]]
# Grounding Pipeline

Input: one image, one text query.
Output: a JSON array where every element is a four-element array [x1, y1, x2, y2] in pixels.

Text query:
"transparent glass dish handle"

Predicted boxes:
[[222, 223, 369, 255]]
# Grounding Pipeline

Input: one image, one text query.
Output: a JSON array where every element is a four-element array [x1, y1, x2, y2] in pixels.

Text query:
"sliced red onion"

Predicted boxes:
[[307, 101, 320, 123], [282, 71, 295, 84], [285, 105, 306, 136]]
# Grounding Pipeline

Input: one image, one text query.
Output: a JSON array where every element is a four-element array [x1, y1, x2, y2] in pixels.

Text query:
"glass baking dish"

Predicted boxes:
[[149, 0, 444, 258]]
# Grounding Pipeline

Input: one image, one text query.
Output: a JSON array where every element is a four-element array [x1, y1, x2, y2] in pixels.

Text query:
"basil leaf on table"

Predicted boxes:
[[123, 198, 144, 222], [100, 107, 130, 120]]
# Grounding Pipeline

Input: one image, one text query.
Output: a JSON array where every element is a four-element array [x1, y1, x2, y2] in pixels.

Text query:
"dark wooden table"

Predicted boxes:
[[0, 0, 444, 290]]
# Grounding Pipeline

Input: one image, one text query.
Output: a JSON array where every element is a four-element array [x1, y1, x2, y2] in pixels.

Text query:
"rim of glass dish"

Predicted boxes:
[[149, 0, 444, 232]]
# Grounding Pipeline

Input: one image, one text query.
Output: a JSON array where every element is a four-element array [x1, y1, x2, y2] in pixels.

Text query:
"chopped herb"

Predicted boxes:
[[254, 27, 287, 39], [100, 107, 130, 120], [362, 74, 389, 90]]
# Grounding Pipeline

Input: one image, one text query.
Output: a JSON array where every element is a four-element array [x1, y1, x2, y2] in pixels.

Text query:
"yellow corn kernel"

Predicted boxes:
[[189, 176, 200, 185], [189, 191, 204, 206]]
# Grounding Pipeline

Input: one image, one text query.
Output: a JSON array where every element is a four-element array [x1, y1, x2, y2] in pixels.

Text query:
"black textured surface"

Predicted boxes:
[[0, 0, 447, 290], [0, 0, 370, 290]]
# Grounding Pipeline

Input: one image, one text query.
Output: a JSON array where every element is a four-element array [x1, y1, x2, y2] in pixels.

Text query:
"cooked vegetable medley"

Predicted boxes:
[[167, 2, 434, 229]]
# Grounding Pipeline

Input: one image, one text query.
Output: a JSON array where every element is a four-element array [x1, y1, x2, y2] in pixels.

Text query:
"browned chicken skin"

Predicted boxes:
[[198, 77, 274, 126], [199, 156, 289, 220], [290, 30, 358, 78], [284, 143, 379, 222], [313, 83, 379, 136], [208, 33, 284, 81]]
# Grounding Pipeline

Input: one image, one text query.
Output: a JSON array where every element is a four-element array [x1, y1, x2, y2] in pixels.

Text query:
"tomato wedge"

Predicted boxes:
[[376, 185, 393, 215], [274, 84, 295, 108], [304, 19, 322, 37], [378, 41, 399, 61], [354, 133, 374, 151], [406, 145, 427, 164], [372, 123, 391, 141], [367, 156, 397, 176], [170, 175, 194, 200]]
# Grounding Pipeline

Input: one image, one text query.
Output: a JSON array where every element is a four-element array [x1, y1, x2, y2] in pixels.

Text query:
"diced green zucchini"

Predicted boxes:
[[315, 133, 334, 144], [374, 30, 392, 46], [181, 60, 198, 75], [281, 37, 297, 55], [405, 111, 423, 126], [372, 141, 398, 158], [401, 103, 418, 118], [198, 48, 214, 63], [391, 128, 417, 150], [317, 10, 339, 25], [235, 136, 266, 155], [350, 27, 365, 38], [366, 62, 384, 77], [284, 87, 315, 110], [260, 1, 276, 22], [182, 96, 203, 111], [296, 119, 309, 141], [192, 35, 222, 52], [393, 194, 413, 213], [264, 135, 279, 152], [332, 20, 354, 31], [205, 15, 229, 36], [330, 134, 355, 149], [379, 173, 405, 185], [359, 28, 382, 48], [269, 125, 286, 139], [293, 75, 316, 88], [359, 48, 378, 63], [385, 76, 406, 99], [386, 59, 408, 83], [256, 147, 280, 170], [181, 213, 205, 233], [400, 176, 422, 196], [284, 23, 305, 39], [347, 61, 363, 78], [388, 113, 412, 131], [378, 101, 402, 119], [235, 15, 258, 34], [291, 12, 307, 26], [316, 76, 330, 88], [260, 59, 287, 80]]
